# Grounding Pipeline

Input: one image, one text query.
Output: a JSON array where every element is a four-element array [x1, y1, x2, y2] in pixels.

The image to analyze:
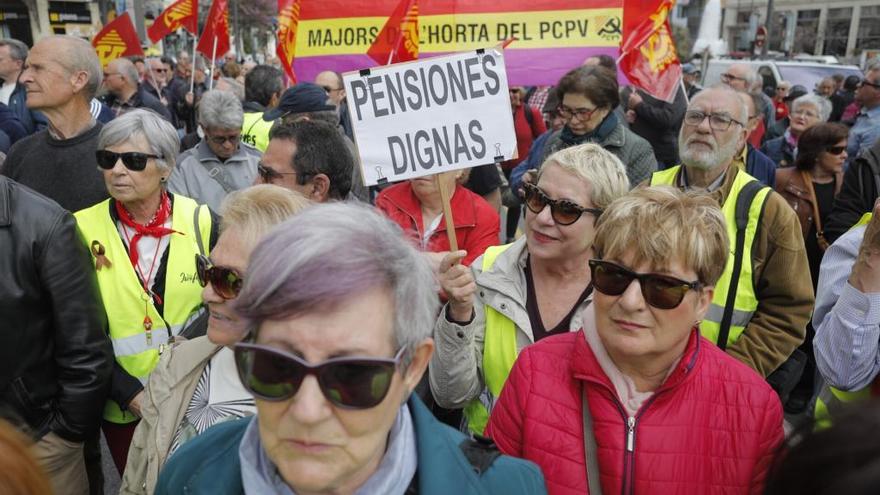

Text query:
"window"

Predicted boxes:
[[794, 10, 820, 54], [857, 6, 880, 53], [824, 8, 852, 56], [768, 11, 791, 53]]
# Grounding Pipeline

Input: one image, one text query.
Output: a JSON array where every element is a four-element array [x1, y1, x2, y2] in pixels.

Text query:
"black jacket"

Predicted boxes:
[[825, 139, 880, 243], [0, 177, 113, 441], [101, 85, 174, 123], [628, 87, 687, 167]]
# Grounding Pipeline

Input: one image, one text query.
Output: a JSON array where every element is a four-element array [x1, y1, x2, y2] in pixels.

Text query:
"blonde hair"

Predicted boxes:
[[538, 143, 630, 209], [593, 186, 729, 285], [0, 419, 52, 494], [219, 185, 311, 247]]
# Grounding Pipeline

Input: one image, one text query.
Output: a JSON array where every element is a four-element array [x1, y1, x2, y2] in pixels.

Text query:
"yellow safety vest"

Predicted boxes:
[[650, 166, 770, 348], [74, 195, 212, 424], [462, 244, 519, 435], [241, 112, 273, 152], [813, 212, 874, 429]]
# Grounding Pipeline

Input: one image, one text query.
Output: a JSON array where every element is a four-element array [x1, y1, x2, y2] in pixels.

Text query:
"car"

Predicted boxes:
[[702, 59, 862, 95]]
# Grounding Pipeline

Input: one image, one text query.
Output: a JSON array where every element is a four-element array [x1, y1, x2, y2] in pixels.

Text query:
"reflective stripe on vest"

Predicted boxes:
[[241, 112, 273, 152], [813, 212, 874, 429], [650, 166, 770, 348], [74, 196, 212, 423], [462, 244, 519, 435]]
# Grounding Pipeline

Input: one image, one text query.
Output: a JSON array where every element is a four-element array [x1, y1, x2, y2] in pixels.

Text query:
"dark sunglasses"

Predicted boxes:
[[234, 343, 405, 409], [257, 163, 297, 183], [207, 134, 240, 145], [195, 254, 243, 300], [522, 182, 602, 226], [859, 79, 880, 90], [321, 85, 342, 93], [589, 259, 703, 310], [825, 145, 847, 155], [95, 150, 161, 171]]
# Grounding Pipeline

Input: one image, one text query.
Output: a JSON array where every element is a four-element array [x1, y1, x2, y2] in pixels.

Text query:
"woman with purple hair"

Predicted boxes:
[[154, 203, 546, 494]]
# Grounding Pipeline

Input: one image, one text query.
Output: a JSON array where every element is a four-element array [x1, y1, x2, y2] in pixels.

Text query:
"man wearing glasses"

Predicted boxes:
[[649, 85, 813, 394], [721, 63, 775, 134], [168, 90, 261, 213], [847, 59, 880, 159]]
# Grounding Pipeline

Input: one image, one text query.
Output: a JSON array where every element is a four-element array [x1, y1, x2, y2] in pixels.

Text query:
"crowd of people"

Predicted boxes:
[[2, 31, 880, 494]]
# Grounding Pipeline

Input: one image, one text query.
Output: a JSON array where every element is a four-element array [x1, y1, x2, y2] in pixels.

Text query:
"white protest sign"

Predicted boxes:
[[343, 48, 517, 186]]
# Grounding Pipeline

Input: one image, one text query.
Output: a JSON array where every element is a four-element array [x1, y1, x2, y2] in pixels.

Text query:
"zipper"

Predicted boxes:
[[626, 416, 635, 452]]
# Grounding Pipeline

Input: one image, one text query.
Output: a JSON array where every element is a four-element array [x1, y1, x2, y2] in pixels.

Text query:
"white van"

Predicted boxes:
[[702, 59, 862, 93]]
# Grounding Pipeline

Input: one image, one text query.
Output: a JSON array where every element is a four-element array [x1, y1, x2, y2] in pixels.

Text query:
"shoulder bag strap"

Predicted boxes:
[[582, 382, 603, 495], [192, 204, 206, 257], [800, 170, 829, 251], [197, 153, 236, 193]]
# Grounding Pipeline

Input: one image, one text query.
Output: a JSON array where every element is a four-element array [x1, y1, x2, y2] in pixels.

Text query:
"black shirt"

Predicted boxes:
[[464, 164, 503, 196], [806, 179, 836, 289], [524, 256, 592, 342]]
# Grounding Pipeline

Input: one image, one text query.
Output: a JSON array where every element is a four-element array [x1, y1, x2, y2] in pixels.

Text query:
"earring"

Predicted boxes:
[[160, 176, 167, 183]]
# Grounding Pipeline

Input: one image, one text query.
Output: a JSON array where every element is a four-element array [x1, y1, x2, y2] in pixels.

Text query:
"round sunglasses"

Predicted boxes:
[[589, 259, 703, 310], [522, 182, 602, 226], [235, 343, 405, 409], [195, 254, 244, 300], [96, 150, 162, 171]]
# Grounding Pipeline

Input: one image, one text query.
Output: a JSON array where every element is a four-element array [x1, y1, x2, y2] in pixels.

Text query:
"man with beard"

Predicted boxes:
[[648, 85, 813, 396]]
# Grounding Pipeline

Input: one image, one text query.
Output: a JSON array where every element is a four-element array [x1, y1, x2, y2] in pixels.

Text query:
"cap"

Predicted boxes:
[[784, 85, 808, 102], [681, 63, 700, 75], [263, 82, 337, 121]]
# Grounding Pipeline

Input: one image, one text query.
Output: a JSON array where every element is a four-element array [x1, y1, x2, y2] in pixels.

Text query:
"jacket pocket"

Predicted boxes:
[[11, 377, 37, 412]]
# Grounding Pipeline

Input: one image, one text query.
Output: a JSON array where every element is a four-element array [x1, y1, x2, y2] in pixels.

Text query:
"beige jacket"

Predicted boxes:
[[119, 336, 220, 495]]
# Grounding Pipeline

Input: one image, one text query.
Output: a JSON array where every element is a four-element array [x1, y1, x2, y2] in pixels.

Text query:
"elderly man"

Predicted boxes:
[[168, 90, 260, 212], [847, 58, 880, 159], [315, 70, 346, 106], [648, 85, 813, 388], [141, 57, 171, 106], [0, 38, 45, 133], [0, 35, 109, 212], [241, 65, 283, 151], [722, 63, 775, 131], [101, 58, 172, 121], [682, 62, 702, 99]]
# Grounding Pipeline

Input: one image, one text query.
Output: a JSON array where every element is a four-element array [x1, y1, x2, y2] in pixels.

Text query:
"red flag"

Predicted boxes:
[[623, 0, 663, 40], [618, 0, 682, 103], [92, 12, 144, 68], [276, 0, 301, 83], [197, 0, 230, 61], [147, 0, 198, 44], [367, 0, 418, 65]]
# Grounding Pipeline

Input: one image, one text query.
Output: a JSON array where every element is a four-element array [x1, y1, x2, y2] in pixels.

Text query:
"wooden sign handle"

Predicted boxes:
[[435, 173, 459, 252]]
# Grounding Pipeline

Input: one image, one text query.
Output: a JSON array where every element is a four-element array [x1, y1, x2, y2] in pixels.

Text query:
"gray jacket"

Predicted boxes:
[[429, 237, 590, 409], [541, 122, 657, 188], [168, 141, 261, 213]]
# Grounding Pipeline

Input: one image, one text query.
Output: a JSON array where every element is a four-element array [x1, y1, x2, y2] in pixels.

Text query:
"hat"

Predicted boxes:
[[682, 63, 700, 75], [263, 82, 337, 121], [784, 85, 808, 102]]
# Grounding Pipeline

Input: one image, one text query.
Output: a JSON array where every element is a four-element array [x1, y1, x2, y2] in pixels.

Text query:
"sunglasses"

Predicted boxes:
[[522, 182, 602, 226], [234, 343, 405, 409], [195, 254, 244, 300], [321, 85, 342, 93], [96, 150, 161, 171], [257, 163, 298, 183], [589, 259, 703, 310], [207, 134, 240, 145], [825, 145, 847, 155], [859, 79, 880, 90]]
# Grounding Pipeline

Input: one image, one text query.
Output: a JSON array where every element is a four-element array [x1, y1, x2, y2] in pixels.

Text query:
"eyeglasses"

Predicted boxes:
[[791, 109, 819, 119], [522, 182, 602, 226], [589, 259, 704, 310], [207, 133, 241, 145], [95, 150, 161, 171], [720, 73, 747, 84], [234, 343, 405, 409], [825, 145, 847, 155], [257, 163, 298, 183], [557, 104, 599, 121], [858, 79, 880, 90], [195, 254, 244, 300], [152, 67, 168, 73], [683, 110, 745, 131], [321, 85, 343, 94]]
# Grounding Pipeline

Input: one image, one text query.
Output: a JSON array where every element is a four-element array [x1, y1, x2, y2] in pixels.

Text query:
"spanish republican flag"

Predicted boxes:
[[618, 0, 681, 103], [276, 0, 301, 83], [92, 12, 144, 68], [197, 0, 231, 60], [147, 0, 199, 44], [367, 0, 418, 65]]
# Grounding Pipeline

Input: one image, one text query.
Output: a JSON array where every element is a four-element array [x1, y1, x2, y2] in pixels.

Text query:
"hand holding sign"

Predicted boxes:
[[439, 250, 477, 323]]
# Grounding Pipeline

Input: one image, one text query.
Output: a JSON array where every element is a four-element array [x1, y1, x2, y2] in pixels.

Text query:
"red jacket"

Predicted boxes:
[[375, 181, 500, 266], [486, 329, 784, 495]]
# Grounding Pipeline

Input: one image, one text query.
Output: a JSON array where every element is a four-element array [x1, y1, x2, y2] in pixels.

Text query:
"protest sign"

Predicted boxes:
[[343, 47, 516, 187], [291, 0, 622, 85]]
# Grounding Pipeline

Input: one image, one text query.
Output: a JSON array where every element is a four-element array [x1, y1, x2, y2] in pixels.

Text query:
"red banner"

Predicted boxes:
[[277, 0, 301, 83], [367, 0, 419, 65], [197, 0, 231, 61], [92, 12, 144, 68], [147, 0, 198, 44], [618, 0, 680, 102]]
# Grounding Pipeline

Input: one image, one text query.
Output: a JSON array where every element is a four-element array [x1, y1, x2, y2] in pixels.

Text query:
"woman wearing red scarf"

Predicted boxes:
[[74, 110, 218, 475]]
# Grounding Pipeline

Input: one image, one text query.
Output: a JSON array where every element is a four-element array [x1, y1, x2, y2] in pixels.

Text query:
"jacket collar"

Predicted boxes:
[[0, 177, 11, 227], [380, 182, 477, 234], [777, 166, 844, 199]]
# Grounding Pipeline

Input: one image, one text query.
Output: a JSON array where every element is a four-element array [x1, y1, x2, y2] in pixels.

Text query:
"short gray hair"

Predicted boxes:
[[234, 202, 438, 364], [199, 90, 244, 129], [44, 35, 102, 100], [113, 58, 139, 85], [0, 39, 27, 61], [97, 109, 181, 172], [793, 93, 832, 122], [866, 57, 880, 73]]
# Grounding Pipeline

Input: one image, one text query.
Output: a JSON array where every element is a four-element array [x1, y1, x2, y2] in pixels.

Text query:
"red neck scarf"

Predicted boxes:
[[115, 191, 178, 266]]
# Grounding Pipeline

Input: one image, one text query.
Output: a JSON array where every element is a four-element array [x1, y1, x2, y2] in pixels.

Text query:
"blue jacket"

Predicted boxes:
[[761, 135, 795, 168], [746, 144, 777, 188], [155, 395, 546, 494], [510, 129, 553, 194], [7, 82, 46, 134]]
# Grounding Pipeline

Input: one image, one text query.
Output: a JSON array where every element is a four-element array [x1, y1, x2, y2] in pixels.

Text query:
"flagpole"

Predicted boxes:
[[679, 75, 690, 105], [189, 32, 197, 94], [209, 36, 218, 91]]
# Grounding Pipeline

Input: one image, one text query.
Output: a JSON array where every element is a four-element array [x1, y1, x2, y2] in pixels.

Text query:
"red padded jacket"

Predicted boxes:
[[486, 329, 784, 495]]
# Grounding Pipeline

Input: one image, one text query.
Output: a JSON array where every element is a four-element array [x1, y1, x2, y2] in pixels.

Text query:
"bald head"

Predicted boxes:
[[41, 35, 103, 99]]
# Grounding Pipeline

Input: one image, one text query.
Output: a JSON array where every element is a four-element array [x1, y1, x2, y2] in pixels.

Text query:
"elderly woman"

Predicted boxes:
[[120, 185, 309, 495], [431, 143, 630, 435], [376, 171, 500, 269], [486, 187, 784, 494], [539, 65, 656, 186], [762, 93, 831, 168], [168, 90, 261, 213], [154, 203, 547, 494], [74, 110, 218, 473]]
